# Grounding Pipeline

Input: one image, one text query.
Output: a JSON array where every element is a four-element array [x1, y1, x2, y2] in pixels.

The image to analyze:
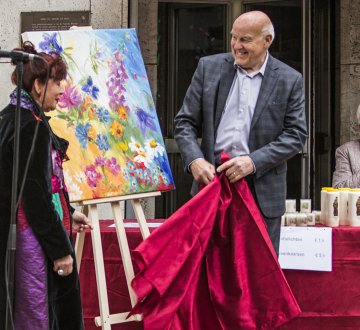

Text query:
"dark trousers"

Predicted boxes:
[[245, 176, 282, 257], [262, 215, 281, 257]]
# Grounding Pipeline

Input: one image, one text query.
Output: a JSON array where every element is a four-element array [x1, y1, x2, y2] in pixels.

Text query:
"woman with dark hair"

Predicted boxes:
[[0, 41, 92, 329]]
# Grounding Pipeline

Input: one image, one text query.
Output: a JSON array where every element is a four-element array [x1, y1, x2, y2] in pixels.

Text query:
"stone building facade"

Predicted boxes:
[[0, 0, 360, 214]]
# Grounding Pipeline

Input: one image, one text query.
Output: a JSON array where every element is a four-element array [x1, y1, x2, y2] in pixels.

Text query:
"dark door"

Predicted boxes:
[[156, 3, 229, 218], [243, 0, 310, 211], [244, 0, 338, 209]]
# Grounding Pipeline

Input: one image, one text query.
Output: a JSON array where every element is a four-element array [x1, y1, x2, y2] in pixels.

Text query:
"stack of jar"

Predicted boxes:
[[281, 199, 317, 227], [321, 187, 360, 227]]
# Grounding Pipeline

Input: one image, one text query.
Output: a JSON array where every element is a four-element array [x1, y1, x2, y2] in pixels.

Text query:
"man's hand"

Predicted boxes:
[[72, 210, 93, 232], [53, 254, 73, 276], [216, 155, 254, 183], [190, 158, 216, 185]]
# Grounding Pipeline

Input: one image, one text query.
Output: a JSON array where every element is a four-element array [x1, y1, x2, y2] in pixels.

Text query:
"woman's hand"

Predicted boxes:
[[72, 210, 93, 232], [53, 254, 73, 276]]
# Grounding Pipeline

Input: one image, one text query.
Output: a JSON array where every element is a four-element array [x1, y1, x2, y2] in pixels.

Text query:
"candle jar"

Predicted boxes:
[[296, 213, 308, 227], [285, 199, 297, 213], [306, 212, 315, 226], [338, 188, 349, 226], [321, 187, 332, 225], [348, 189, 360, 227], [325, 188, 339, 227], [300, 199, 312, 213], [286, 213, 297, 226]]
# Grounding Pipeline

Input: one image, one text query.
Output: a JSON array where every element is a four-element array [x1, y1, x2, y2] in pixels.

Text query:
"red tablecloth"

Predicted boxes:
[[80, 222, 360, 329]]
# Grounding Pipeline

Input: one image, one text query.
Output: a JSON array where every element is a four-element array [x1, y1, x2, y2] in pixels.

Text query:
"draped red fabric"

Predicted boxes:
[[130, 155, 300, 329]]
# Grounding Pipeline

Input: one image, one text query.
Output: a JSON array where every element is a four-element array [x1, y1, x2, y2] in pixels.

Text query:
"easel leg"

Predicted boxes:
[[111, 202, 142, 321], [75, 205, 88, 272], [131, 199, 150, 239], [89, 204, 111, 329]]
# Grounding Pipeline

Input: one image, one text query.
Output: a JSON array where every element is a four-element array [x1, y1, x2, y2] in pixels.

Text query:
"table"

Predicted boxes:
[[79, 222, 360, 329]]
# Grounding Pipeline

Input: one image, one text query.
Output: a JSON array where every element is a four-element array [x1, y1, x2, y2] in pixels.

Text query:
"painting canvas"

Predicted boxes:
[[22, 29, 175, 202]]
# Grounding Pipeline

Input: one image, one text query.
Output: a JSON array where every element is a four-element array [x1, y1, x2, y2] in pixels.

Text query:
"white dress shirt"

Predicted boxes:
[[214, 53, 269, 160]]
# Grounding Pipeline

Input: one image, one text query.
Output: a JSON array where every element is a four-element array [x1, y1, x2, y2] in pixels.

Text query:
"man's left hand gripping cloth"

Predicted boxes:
[[130, 156, 300, 330]]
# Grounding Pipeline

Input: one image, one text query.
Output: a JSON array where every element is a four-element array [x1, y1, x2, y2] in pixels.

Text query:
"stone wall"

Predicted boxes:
[[138, 0, 158, 100], [136, 0, 158, 218], [340, 0, 360, 143]]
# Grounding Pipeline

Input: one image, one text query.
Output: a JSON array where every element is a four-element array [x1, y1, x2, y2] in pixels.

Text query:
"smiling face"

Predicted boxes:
[[33, 78, 64, 112], [231, 11, 273, 73]]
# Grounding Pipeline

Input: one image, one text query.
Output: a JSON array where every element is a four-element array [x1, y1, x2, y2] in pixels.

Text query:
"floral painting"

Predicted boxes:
[[22, 29, 175, 202]]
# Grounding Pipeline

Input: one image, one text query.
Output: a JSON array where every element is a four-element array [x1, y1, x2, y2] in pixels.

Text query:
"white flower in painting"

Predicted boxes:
[[63, 170, 72, 185], [68, 182, 82, 201], [74, 171, 86, 183], [129, 137, 144, 153], [145, 139, 165, 159], [134, 150, 150, 167]]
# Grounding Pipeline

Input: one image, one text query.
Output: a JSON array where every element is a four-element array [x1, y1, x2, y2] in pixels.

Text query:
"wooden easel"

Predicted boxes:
[[75, 191, 161, 329]]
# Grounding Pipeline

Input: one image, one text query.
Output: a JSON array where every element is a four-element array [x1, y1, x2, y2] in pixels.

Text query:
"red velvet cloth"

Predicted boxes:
[[80, 223, 360, 329], [130, 166, 300, 329]]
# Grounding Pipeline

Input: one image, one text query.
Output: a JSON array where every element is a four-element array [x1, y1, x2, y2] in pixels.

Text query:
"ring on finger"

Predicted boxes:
[[57, 269, 64, 276]]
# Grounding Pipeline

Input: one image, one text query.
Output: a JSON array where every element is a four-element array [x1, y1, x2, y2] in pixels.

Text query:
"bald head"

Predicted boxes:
[[230, 11, 274, 73], [233, 11, 274, 40]]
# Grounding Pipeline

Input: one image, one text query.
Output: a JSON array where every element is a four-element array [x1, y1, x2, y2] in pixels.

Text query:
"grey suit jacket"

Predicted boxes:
[[174, 53, 308, 218], [332, 140, 360, 188]]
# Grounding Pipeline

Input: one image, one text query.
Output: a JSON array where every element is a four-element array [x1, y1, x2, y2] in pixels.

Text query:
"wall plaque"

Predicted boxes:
[[21, 11, 90, 33]]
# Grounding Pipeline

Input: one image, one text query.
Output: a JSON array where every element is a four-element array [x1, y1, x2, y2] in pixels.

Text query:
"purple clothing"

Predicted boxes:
[[14, 204, 48, 329], [9, 89, 36, 113]]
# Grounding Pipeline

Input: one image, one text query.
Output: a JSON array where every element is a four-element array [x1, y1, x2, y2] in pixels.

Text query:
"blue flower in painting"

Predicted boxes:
[[82, 77, 100, 99], [129, 176, 138, 191], [122, 169, 130, 180], [96, 134, 110, 151], [39, 33, 63, 53], [126, 161, 136, 173], [95, 107, 111, 123], [155, 155, 173, 181], [75, 123, 90, 148], [161, 174, 170, 186], [152, 174, 159, 185], [143, 170, 152, 184], [136, 108, 157, 134], [135, 168, 144, 179]]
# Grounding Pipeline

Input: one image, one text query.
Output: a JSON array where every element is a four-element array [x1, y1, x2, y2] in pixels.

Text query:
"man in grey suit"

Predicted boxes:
[[174, 11, 307, 255]]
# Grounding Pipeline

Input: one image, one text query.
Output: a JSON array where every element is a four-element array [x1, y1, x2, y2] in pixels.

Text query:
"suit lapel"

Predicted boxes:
[[214, 54, 236, 132], [251, 55, 279, 129]]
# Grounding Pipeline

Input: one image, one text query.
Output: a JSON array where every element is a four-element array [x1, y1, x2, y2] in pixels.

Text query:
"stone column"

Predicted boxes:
[[136, 0, 158, 218], [340, 0, 360, 143]]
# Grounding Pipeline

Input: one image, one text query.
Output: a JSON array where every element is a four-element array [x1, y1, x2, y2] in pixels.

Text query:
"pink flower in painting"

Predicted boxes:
[[95, 156, 107, 167], [58, 83, 82, 109], [85, 165, 102, 187], [106, 157, 121, 175]]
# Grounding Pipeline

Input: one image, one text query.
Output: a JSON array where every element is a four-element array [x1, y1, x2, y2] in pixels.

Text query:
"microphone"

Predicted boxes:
[[0, 50, 43, 61]]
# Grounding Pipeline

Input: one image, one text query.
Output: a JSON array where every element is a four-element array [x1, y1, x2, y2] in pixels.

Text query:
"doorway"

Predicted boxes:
[[156, 2, 230, 217]]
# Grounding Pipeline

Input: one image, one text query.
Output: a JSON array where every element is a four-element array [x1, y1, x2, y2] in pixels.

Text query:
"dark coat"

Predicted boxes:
[[174, 53, 308, 218], [0, 104, 83, 329]]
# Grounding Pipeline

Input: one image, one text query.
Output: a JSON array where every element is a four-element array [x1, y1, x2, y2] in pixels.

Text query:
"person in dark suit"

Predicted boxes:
[[174, 10, 308, 255]]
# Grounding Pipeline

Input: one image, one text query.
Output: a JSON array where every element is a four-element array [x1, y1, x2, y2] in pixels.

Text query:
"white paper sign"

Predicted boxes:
[[279, 227, 332, 271]]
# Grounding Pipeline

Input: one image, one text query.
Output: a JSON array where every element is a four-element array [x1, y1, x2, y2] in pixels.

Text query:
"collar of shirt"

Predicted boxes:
[[234, 51, 269, 78]]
